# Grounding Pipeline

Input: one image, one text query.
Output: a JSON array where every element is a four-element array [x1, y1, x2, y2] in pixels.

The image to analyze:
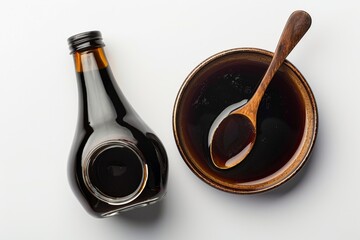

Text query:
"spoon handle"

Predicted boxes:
[[252, 10, 312, 108]]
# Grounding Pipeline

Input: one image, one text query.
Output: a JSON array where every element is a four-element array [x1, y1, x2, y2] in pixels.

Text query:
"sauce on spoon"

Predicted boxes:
[[209, 10, 312, 169]]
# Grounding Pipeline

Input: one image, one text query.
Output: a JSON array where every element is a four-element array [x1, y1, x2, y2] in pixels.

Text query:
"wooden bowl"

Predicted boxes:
[[173, 48, 318, 193]]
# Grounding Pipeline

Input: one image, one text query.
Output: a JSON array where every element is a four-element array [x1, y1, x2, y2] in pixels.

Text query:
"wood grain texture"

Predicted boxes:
[[234, 10, 311, 118]]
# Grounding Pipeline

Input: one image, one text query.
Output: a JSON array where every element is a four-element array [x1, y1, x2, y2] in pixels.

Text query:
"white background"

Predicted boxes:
[[0, 1, 359, 239]]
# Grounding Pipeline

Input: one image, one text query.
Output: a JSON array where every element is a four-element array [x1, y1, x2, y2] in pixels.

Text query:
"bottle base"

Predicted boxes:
[[100, 195, 164, 217], [83, 140, 148, 205]]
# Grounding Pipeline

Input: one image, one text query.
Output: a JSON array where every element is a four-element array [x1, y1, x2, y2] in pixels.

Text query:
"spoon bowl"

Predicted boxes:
[[209, 10, 312, 169]]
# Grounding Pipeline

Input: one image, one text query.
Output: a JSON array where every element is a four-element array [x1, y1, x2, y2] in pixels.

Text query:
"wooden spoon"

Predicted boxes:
[[209, 10, 312, 169]]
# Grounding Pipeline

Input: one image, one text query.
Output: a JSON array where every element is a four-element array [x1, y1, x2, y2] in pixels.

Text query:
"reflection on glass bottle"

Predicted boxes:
[[67, 31, 168, 217]]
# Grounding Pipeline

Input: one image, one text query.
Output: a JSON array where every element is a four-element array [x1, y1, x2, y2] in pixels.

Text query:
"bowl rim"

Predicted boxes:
[[172, 47, 318, 194]]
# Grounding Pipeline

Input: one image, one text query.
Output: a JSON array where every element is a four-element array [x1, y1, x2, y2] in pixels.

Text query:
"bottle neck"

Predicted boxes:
[[73, 47, 109, 73], [72, 47, 128, 128]]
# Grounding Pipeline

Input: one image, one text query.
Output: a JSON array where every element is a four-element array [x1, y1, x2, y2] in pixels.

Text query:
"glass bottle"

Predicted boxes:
[[67, 31, 168, 217]]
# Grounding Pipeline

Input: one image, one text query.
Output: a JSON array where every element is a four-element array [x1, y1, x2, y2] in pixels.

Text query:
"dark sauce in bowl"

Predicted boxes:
[[173, 49, 315, 192]]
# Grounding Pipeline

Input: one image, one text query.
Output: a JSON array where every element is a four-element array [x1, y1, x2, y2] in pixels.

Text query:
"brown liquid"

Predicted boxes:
[[211, 114, 255, 168], [178, 58, 305, 183], [68, 66, 168, 217], [68, 32, 168, 217]]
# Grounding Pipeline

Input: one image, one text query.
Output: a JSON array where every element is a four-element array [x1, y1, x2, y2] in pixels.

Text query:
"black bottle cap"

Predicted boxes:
[[67, 31, 105, 54]]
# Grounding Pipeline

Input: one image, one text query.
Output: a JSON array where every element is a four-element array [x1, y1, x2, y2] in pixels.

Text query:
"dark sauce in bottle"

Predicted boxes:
[[88, 145, 145, 198], [69, 65, 168, 217], [67, 31, 168, 217], [178, 57, 305, 183]]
